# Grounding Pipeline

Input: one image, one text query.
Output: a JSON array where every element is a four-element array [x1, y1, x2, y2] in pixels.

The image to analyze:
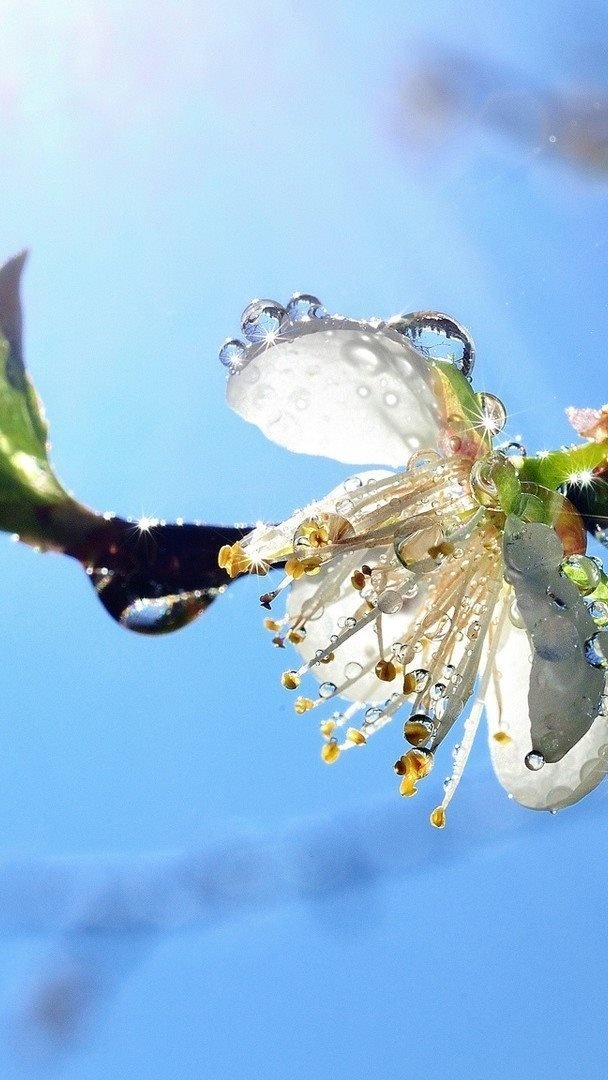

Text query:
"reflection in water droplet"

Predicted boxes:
[[219, 338, 248, 372], [475, 392, 507, 436], [120, 593, 208, 634], [389, 311, 475, 377], [287, 293, 326, 321], [383, 392, 399, 407], [319, 681, 338, 699], [240, 299, 288, 343], [525, 751, 545, 771], [585, 632, 608, 668]]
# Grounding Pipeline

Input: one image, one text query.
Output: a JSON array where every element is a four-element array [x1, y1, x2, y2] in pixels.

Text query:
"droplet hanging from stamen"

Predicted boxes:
[[293, 512, 355, 563]]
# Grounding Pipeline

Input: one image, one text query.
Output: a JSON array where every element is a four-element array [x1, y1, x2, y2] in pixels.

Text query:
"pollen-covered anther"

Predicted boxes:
[[430, 806, 447, 829], [294, 696, 315, 714], [287, 628, 306, 644], [492, 730, 512, 746], [218, 541, 257, 578], [263, 617, 282, 632], [345, 727, 367, 745], [321, 739, 341, 764], [284, 556, 322, 579], [281, 670, 301, 690], [319, 718, 336, 738], [351, 570, 366, 591], [393, 747, 434, 796], [375, 659, 397, 682]]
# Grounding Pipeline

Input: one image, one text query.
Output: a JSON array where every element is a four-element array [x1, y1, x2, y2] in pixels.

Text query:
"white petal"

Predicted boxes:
[[287, 556, 429, 704], [486, 618, 608, 810], [227, 318, 443, 467]]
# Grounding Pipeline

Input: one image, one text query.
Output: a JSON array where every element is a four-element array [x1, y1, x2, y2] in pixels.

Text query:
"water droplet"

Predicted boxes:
[[404, 715, 434, 746], [584, 632, 608, 669], [218, 337, 248, 372], [240, 299, 288, 343], [335, 496, 354, 515], [559, 554, 602, 596], [319, 681, 338, 699], [377, 589, 403, 614], [525, 750, 545, 771], [344, 661, 363, 680], [345, 616, 357, 629], [120, 592, 208, 634], [357, 385, 370, 398], [286, 293, 326, 321], [383, 391, 399, 407], [344, 476, 363, 492], [389, 311, 475, 377], [364, 706, 382, 723], [475, 392, 507, 436], [588, 600, 608, 627], [407, 449, 442, 470]]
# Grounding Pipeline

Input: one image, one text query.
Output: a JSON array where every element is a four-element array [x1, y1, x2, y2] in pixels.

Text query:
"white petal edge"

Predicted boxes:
[[227, 319, 443, 468], [486, 614, 608, 810]]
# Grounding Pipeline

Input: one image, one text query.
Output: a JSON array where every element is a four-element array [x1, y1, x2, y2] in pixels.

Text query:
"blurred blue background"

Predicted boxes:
[[0, 0, 606, 1076]]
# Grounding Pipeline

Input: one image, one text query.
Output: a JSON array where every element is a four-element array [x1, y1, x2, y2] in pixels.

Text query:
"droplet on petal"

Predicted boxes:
[[241, 299, 288, 344]]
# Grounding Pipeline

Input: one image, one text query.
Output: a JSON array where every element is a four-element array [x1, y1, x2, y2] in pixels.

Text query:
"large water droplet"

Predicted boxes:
[[218, 337, 248, 372], [388, 311, 475, 377], [286, 293, 326, 321], [240, 299, 288, 344], [559, 554, 602, 596], [319, 681, 338, 699]]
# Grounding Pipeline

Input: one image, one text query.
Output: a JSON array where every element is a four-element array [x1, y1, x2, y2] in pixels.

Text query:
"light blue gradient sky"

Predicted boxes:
[[0, 2, 606, 1077]]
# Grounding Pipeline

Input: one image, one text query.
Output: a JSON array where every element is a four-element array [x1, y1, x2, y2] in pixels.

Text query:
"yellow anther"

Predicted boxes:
[[346, 727, 367, 745], [351, 570, 366, 591], [430, 806, 447, 829], [218, 541, 252, 579], [263, 618, 282, 632], [402, 671, 417, 695], [492, 730, 513, 746], [287, 629, 306, 644], [281, 670, 301, 690], [319, 719, 337, 738], [285, 556, 322, 579], [319, 651, 335, 664], [399, 775, 417, 797], [294, 696, 315, 714], [375, 659, 397, 682], [321, 740, 341, 764]]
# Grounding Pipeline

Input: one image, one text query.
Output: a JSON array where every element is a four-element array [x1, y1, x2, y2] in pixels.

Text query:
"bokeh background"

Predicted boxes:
[[0, 1, 606, 1076]]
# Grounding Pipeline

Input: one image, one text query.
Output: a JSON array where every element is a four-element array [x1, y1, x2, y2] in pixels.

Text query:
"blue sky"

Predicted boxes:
[[0, 1, 607, 1076]]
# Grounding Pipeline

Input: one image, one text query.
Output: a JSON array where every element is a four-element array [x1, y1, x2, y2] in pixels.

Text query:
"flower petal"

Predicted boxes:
[[227, 317, 444, 467], [486, 617, 608, 810]]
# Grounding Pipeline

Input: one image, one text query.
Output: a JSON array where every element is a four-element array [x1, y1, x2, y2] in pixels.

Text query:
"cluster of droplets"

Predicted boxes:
[[218, 294, 328, 374]]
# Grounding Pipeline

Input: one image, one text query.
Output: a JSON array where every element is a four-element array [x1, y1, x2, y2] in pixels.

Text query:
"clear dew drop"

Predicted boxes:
[[240, 299, 288, 344], [475, 392, 507, 436], [383, 391, 399, 407], [344, 661, 363, 680], [364, 706, 382, 722], [389, 311, 475, 377], [559, 554, 602, 596], [218, 337, 248, 372], [525, 750, 546, 771], [587, 600, 608, 627], [286, 293, 326, 321], [377, 589, 403, 614], [319, 681, 338, 699], [584, 632, 608, 669]]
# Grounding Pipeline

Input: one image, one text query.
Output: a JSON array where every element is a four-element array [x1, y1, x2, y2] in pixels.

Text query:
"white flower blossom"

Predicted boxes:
[[218, 297, 608, 826]]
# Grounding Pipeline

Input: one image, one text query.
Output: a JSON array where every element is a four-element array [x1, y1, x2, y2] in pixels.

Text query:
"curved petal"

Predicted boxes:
[[227, 317, 444, 467], [486, 618, 608, 810]]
